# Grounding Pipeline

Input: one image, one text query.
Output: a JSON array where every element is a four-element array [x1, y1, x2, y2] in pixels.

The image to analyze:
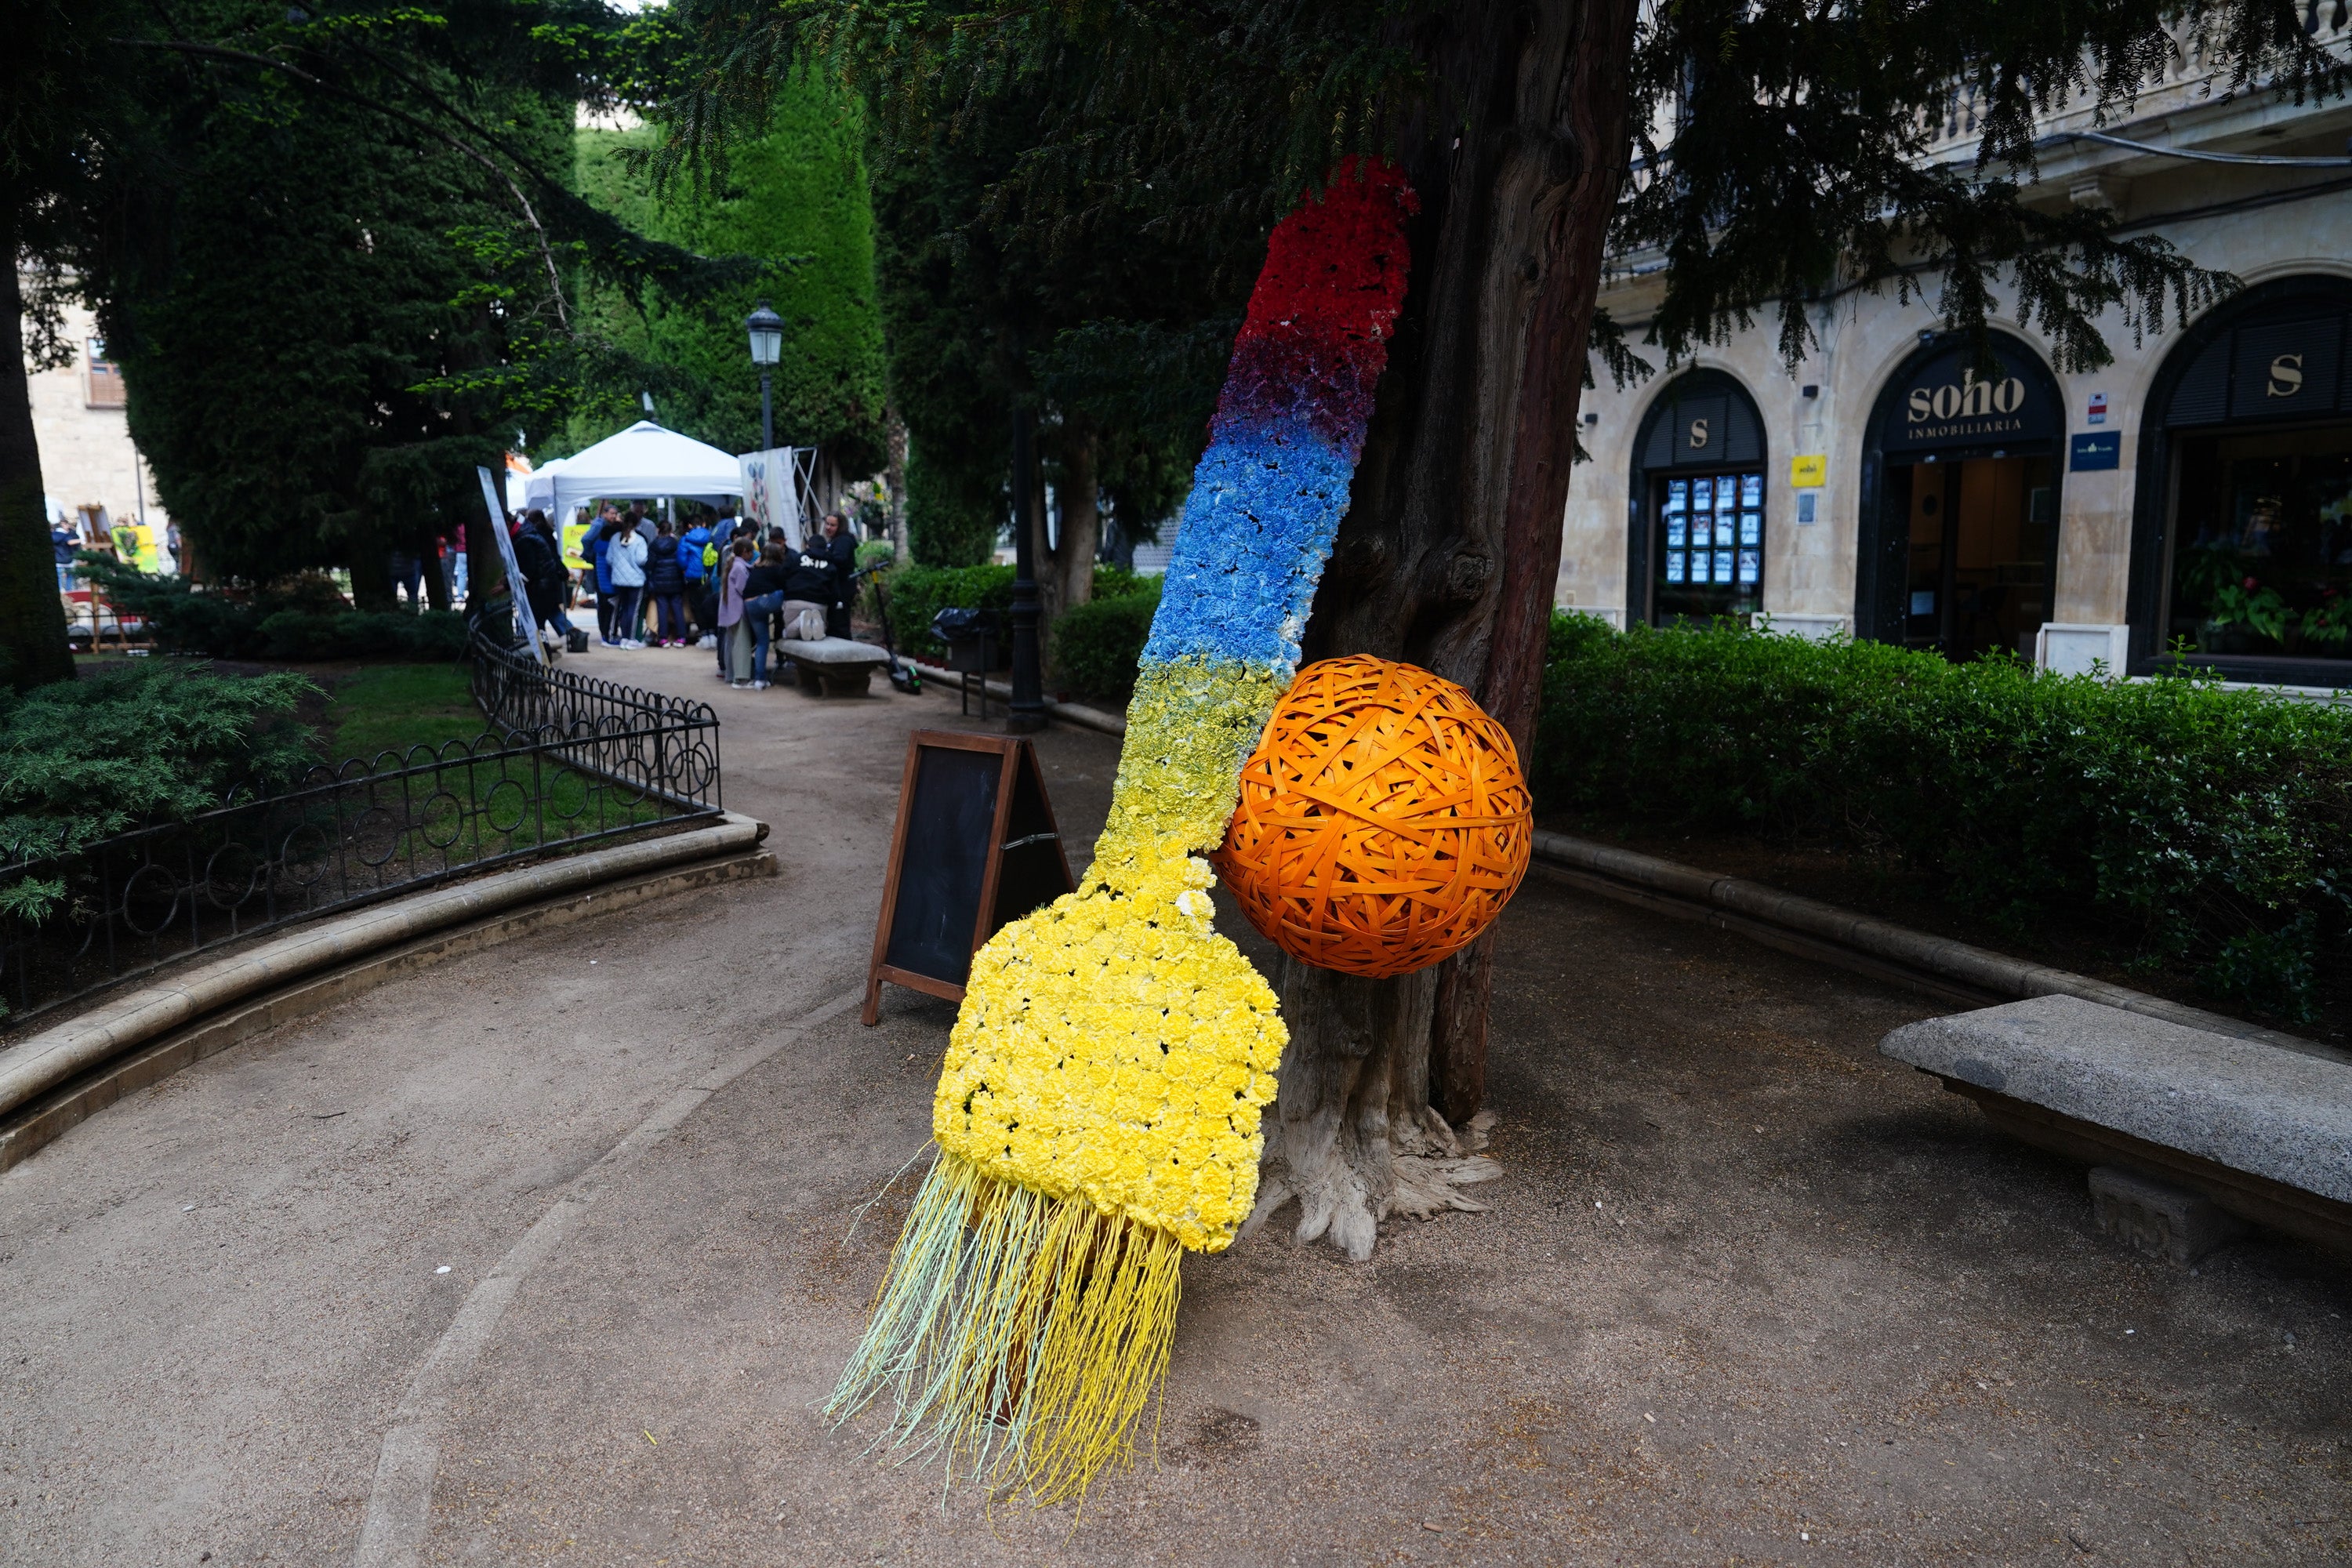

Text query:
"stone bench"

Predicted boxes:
[[1880, 994, 2352, 1261], [777, 637, 892, 696]]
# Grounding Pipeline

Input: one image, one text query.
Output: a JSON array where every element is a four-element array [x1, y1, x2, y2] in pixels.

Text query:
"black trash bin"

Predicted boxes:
[[930, 608, 1000, 717]]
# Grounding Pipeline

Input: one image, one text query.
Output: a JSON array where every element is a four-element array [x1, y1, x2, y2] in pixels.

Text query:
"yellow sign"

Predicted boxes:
[[561, 521, 590, 571], [1789, 454, 1827, 488], [111, 522, 162, 572]]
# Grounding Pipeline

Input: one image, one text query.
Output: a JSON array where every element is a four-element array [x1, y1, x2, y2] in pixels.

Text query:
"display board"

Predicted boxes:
[[862, 731, 1075, 1024], [477, 465, 547, 666]]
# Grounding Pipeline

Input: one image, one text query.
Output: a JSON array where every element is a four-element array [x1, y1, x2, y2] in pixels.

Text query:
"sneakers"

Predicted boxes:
[[601, 637, 622, 648], [619, 638, 646, 649], [729, 680, 752, 690], [752, 680, 770, 691]]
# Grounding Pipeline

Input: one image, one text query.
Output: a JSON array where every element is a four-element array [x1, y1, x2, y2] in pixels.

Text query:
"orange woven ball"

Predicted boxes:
[[1213, 655, 1534, 978]]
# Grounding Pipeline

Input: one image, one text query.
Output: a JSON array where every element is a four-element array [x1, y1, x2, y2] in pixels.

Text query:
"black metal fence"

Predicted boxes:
[[0, 635, 720, 1029]]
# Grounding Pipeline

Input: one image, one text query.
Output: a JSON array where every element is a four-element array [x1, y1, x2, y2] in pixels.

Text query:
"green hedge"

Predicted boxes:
[[1051, 576, 1162, 699], [2, 663, 318, 924], [1534, 614, 2352, 1023], [868, 562, 1160, 684], [875, 564, 1016, 662], [74, 557, 466, 662]]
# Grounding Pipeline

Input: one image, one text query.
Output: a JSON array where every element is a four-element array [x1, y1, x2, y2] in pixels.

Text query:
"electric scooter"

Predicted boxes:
[[853, 562, 923, 695]]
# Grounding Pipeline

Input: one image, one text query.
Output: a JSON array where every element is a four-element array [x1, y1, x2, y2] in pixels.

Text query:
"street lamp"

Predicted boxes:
[[1006, 404, 1046, 732], [746, 301, 783, 451]]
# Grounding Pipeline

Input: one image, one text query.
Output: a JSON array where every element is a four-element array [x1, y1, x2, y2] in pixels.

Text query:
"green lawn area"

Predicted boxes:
[[322, 664, 488, 762]]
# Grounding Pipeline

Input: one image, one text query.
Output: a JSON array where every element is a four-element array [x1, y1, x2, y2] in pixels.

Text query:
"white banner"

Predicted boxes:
[[477, 466, 548, 666], [740, 447, 804, 548]]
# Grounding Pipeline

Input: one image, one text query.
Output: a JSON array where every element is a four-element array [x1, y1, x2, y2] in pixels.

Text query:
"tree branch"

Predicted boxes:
[[116, 37, 572, 328]]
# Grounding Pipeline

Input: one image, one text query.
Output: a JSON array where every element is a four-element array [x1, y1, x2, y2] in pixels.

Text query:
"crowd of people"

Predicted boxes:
[[505, 501, 863, 690]]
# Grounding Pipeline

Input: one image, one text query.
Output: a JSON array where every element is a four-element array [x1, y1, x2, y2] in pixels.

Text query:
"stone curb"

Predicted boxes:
[[903, 659, 1129, 736], [1529, 829, 2342, 1063], [0, 812, 771, 1130]]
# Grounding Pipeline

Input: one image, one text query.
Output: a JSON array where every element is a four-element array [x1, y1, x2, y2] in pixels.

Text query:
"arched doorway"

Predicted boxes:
[[2126, 274, 2352, 685], [1855, 332, 2066, 658], [1625, 369, 1769, 625]]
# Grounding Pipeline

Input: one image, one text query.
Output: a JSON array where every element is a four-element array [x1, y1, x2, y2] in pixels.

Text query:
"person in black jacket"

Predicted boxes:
[[513, 510, 572, 648], [644, 520, 689, 646], [818, 512, 858, 637], [737, 543, 805, 687]]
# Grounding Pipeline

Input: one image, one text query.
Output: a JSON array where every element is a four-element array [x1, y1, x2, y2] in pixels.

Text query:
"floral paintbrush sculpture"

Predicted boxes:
[[826, 160, 1417, 1504]]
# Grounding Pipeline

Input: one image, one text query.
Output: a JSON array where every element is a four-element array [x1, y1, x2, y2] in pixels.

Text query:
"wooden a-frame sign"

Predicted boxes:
[[862, 730, 1075, 1025]]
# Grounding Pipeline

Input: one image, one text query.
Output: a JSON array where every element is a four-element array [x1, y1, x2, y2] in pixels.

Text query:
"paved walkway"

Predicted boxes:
[[3, 640, 2346, 1566]]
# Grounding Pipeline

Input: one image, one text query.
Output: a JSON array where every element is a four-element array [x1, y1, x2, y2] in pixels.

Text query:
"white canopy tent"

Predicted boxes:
[[524, 421, 746, 516]]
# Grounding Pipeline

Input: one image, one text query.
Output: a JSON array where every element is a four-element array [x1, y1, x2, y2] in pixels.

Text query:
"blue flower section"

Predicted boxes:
[[1142, 416, 1355, 676]]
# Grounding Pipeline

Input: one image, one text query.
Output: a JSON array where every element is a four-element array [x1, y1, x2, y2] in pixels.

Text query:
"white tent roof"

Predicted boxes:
[[535, 421, 746, 514]]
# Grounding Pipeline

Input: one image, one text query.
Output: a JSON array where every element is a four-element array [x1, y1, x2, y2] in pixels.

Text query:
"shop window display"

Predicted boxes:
[[1653, 470, 1764, 622], [2166, 425, 2352, 663]]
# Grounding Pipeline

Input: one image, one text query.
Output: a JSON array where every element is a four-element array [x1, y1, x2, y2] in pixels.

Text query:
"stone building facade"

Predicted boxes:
[[25, 292, 169, 552], [1558, 23, 2352, 688]]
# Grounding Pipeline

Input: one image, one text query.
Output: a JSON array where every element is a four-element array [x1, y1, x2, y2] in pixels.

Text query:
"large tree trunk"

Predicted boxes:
[[1250, 0, 1639, 1257], [0, 230, 77, 689], [884, 405, 910, 562], [1051, 422, 1099, 615]]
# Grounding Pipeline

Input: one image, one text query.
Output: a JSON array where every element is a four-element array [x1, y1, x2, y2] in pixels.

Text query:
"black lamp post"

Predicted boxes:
[[745, 301, 783, 451], [1006, 404, 1047, 733]]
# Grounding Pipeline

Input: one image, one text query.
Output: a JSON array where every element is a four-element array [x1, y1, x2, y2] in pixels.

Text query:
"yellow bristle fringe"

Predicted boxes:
[[826, 1151, 1185, 1506]]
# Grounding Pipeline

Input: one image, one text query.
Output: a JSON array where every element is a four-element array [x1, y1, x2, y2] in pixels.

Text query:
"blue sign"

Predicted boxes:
[[2071, 432, 2121, 471]]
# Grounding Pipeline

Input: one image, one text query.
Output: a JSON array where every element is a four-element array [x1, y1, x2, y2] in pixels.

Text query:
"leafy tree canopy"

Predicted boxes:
[[663, 0, 2350, 382], [566, 75, 887, 472]]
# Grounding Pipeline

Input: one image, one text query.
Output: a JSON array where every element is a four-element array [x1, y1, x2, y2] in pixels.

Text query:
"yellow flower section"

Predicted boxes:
[[932, 655, 1290, 1254]]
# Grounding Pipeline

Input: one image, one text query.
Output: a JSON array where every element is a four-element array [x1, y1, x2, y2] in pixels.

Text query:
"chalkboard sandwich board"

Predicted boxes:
[[862, 731, 1076, 1025]]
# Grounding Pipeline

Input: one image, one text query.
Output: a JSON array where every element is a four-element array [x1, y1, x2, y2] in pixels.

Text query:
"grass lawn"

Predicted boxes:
[[321, 663, 488, 762]]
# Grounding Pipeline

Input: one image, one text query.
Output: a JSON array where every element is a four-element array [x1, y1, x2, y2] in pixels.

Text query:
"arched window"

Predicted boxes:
[[1854, 332, 2066, 659], [1625, 369, 1768, 625], [2126, 275, 2352, 685]]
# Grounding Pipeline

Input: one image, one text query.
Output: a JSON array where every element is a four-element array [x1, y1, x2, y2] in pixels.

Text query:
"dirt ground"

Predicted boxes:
[[2, 639, 2345, 1566]]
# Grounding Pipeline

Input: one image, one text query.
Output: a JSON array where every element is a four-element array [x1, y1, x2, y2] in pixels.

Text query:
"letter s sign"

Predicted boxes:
[[2267, 354, 2305, 398], [1688, 418, 1710, 449]]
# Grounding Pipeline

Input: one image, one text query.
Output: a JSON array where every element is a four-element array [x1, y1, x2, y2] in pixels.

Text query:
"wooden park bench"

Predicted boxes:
[[1881, 994, 2352, 1262], [779, 636, 894, 696]]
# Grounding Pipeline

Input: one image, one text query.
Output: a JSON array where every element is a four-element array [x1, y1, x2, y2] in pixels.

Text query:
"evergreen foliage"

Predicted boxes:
[[1534, 616, 2352, 1025], [0, 663, 318, 906], [852, 61, 1254, 577], [77, 557, 469, 662], [568, 78, 887, 470], [662, 0, 2342, 379], [100, 2, 576, 591], [1049, 575, 1162, 700]]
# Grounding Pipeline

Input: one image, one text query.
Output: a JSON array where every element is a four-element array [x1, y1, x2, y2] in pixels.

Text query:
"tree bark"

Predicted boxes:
[[0, 228, 78, 689], [884, 405, 910, 562], [1051, 421, 1099, 615], [1251, 0, 1639, 1255]]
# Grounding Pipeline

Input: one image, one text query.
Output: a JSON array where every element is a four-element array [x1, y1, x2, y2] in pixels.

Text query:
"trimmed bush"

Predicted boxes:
[[256, 610, 470, 662], [1533, 614, 2352, 1022], [877, 563, 1017, 662], [74, 557, 465, 662], [1051, 577, 1162, 699], [1, 662, 318, 918]]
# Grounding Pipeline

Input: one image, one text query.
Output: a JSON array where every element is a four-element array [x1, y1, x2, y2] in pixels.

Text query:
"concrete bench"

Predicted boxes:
[[1880, 994, 2352, 1260], [777, 637, 892, 696]]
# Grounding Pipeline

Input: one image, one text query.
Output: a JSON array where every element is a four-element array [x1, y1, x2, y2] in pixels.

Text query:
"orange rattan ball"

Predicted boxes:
[[1213, 655, 1533, 978]]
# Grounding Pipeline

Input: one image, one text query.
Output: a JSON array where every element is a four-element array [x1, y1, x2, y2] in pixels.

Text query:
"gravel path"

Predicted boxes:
[[2, 640, 2343, 1566]]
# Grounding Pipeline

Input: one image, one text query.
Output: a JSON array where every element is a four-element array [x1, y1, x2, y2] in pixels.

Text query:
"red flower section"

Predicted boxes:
[[1214, 158, 1417, 449]]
